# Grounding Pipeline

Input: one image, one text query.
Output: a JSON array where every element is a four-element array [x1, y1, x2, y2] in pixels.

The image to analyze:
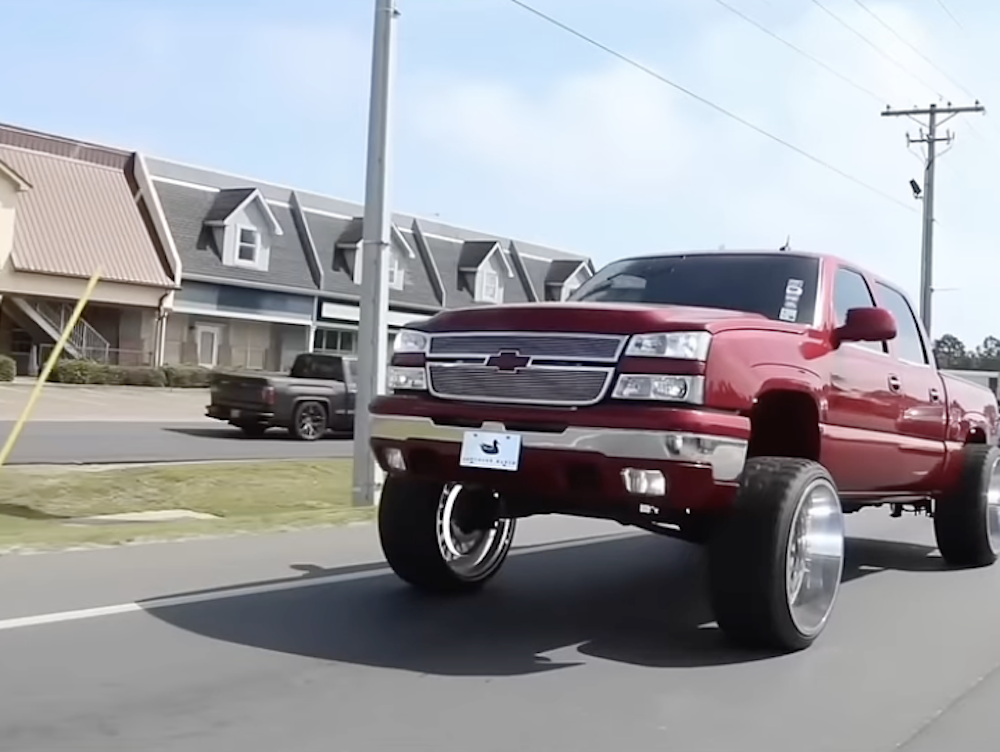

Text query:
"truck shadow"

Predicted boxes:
[[162, 426, 353, 442], [141, 532, 942, 675]]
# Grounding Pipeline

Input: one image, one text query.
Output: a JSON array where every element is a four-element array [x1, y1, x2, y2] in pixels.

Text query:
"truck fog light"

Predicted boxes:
[[621, 468, 667, 496], [384, 447, 406, 471]]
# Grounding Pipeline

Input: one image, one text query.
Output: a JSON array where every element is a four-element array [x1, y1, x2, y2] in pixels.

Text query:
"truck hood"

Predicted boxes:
[[420, 302, 771, 335]]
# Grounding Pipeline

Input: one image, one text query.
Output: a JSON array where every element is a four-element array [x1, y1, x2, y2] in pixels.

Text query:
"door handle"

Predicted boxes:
[[929, 387, 941, 403], [888, 374, 902, 393]]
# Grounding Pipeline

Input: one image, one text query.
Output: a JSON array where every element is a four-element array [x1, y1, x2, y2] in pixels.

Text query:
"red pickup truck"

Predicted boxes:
[[368, 250, 1000, 653]]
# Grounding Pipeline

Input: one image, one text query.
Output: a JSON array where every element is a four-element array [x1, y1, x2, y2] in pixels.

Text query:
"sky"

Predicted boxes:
[[4, 0, 1000, 346]]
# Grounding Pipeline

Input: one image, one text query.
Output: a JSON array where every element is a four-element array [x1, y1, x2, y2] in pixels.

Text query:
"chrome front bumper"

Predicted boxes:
[[370, 414, 748, 482]]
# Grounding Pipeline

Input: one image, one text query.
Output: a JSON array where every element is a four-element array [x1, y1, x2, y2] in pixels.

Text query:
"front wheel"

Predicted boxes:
[[378, 476, 516, 593], [707, 457, 846, 652]]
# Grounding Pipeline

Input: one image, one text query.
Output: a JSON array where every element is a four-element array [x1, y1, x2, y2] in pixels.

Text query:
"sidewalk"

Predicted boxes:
[[0, 382, 211, 422]]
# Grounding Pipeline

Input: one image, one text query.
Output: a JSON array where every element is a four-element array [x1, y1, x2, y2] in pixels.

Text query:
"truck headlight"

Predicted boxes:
[[624, 331, 711, 360], [388, 366, 427, 391], [393, 329, 430, 354], [612, 374, 704, 404]]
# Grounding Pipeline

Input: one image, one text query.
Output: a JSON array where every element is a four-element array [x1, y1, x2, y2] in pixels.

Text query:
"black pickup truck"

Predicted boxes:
[[206, 353, 356, 440]]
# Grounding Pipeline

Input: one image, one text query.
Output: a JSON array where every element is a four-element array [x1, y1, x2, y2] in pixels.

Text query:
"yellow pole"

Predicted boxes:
[[0, 269, 102, 468]]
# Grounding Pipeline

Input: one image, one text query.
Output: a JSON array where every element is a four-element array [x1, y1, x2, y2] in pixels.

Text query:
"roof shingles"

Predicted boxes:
[[155, 180, 316, 291], [0, 145, 172, 288]]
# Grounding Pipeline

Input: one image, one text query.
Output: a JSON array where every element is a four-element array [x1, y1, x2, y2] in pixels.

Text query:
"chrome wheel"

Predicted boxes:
[[985, 455, 1000, 554], [296, 403, 326, 440], [435, 483, 515, 582], [784, 477, 845, 638]]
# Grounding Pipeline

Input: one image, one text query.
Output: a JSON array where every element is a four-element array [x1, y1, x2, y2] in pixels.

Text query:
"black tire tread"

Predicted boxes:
[[378, 476, 501, 594], [708, 456, 839, 652], [934, 443, 999, 568]]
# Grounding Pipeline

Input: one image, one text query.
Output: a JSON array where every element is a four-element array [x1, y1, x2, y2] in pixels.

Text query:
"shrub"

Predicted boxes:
[[163, 364, 213, 388], [113, 365, 168, 387], [46, 359, 216, 387], [51, 359, 108, 384], [0, 354, 15, 382]]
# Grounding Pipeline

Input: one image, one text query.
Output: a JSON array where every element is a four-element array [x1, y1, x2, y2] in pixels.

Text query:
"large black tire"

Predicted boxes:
[[707, 457, 846, 652], [934, 444, 1000, 568], [378, 476, 516, 594], [289, 400, 327, 441]]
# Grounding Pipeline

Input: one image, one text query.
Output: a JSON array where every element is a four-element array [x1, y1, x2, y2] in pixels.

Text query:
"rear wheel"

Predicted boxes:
[[289, 401, 327, 441], [934, 444, 1000, 568], [707, 457, 845, 652], [378, 476, 516, 593]]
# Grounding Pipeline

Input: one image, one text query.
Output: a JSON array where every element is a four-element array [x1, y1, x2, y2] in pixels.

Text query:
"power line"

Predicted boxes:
[[808, 0, 945, 100], [934, 0, 965, 31], [505, 0, 917, 213], [712, 0, 884, 104], [850, 0, 976, 100]]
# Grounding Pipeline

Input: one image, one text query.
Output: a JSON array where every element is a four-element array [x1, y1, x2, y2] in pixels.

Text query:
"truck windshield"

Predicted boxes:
[[570, 252, 820, 325]]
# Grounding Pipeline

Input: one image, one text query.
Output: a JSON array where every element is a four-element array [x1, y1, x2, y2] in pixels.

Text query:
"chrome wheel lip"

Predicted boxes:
[[784, 476, 845, 639], [435, 483, 514, 581], [985, 455, 1000, 555]]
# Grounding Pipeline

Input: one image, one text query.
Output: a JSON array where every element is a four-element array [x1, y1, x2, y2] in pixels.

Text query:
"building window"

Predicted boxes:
[[313, 328, 357, 354], [480, 268, 502, 303], [387, 251, 404, 290], [237, 226, 260, 263]]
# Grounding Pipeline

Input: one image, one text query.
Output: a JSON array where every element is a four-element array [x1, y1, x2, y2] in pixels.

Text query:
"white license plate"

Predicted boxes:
[[459, 431, 522, 472], [230, 409, 242, 419]]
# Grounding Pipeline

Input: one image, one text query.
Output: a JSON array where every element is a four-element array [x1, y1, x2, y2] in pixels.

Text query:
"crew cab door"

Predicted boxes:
[[822, 266, 901, 492], [871, 281, 948, 492]]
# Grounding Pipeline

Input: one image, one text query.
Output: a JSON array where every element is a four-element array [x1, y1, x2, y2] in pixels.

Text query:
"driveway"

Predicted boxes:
[[1, 513, 997, 751]]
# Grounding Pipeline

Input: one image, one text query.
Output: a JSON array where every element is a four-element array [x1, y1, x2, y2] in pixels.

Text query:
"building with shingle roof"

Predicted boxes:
[[141, 155, 594, 371]]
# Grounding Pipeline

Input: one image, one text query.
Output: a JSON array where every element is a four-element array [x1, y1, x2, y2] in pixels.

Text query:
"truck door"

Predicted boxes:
[[822, 266, 902, 493], [872, 281, 948, 492]]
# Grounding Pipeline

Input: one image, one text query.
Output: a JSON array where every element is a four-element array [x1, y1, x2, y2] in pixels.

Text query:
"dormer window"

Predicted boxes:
[[237, 226, 260, 264], [545, 259, 593, 302], [202, 187, 283, 273], [458, 239, 514, 304], [387, 249, 404, 290], [480, 267, 501, 303]]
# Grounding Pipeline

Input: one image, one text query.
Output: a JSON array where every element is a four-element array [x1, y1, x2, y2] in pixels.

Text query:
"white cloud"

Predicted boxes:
[[406, 0, 1000, 344]]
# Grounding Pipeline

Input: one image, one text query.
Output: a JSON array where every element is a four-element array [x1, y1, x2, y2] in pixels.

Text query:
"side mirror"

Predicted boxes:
[[834, 307, 897, 345]]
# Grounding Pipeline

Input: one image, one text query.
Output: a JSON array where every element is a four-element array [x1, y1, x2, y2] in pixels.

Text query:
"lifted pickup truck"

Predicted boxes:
[[369, 250, 1000, 653], [207, 353, 356, 440]]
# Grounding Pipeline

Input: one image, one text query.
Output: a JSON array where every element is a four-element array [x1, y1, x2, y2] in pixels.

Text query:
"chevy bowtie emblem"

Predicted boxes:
[[484, 350, 531, 372]]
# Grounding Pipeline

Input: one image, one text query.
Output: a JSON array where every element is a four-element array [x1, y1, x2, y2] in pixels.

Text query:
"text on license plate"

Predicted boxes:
[[459, 431, 522, 472]]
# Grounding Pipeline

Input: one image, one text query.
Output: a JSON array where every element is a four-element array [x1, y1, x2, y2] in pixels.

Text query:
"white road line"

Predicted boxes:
[[0, 532, 636, 633]]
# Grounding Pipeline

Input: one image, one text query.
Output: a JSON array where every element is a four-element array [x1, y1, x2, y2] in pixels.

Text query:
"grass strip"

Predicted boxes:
[[0, 460, 370, 552]]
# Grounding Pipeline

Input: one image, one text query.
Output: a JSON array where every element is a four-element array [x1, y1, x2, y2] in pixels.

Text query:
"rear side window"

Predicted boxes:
[[833, 267, 885, 354], [874, 282, 928, 365], [291, 355, 344, 380]]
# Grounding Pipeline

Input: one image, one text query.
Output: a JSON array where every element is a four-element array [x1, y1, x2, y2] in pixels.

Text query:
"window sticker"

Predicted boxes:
[[780, 278, 804, 322], [779, 307, 799, 322]]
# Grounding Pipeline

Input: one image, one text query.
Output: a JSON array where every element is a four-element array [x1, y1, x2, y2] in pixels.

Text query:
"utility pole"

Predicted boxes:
[[881, 101, 985, 336], [353, 0, 399, 507]]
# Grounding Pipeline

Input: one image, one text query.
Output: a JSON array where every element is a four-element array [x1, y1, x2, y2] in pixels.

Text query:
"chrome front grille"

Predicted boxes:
[[428, 364, 612, 406], [428, 332, 625, 362]]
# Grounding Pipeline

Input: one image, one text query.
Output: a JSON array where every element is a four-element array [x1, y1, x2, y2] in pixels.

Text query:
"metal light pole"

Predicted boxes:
[[352, 0, 399, 507]]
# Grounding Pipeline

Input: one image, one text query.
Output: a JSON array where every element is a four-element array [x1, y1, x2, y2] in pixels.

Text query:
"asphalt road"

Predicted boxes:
[[0, 420, 353, 464], [1, 513, 999, 751]]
